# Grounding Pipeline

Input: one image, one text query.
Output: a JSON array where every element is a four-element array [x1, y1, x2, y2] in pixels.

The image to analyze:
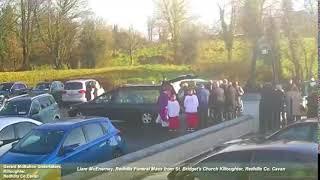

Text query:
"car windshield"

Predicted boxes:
[[34, 83, 51, 90], [65, 82, 83, 90], [0, 99, 31, 116], [10, 129, 65, 155], [0, 83, 13, 91]]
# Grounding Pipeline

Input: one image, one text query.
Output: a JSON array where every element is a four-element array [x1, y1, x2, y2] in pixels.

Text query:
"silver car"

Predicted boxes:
[[0, 94, 61, 123]]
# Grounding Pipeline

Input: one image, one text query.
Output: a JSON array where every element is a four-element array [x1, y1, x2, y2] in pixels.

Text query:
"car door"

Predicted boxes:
[[81, 92, 115, 118], [112, 88, 159, 123], [81, 123, 108, 163], [94, 81, 105, 96], [29, 100, 42, 122], [47, 95, 60, 120], [38, 97, 54, 122], [57, 127, 87, 166]]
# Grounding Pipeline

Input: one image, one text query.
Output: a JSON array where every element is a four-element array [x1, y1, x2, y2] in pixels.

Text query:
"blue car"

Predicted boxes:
[[0, 117, 126, 170]]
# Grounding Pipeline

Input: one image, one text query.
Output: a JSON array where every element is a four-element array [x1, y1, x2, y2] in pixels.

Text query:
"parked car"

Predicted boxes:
[[68, 76, 208, 125], [69, 85, 161, 125], [31, 81, 64, 104], [142, 141, 318, 180], [62, 79, 105, 104], [222, 119, 318, 146], [0, 117, 42, 157], [0, 94, 61, 123], [0, 117, 126, 174], [0, 82, 29, 107]]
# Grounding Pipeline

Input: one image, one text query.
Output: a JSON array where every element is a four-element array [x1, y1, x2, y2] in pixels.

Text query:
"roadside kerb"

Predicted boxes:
[[64, 115, 255, 180]]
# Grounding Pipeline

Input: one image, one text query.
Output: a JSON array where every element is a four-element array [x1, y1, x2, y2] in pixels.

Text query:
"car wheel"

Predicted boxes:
[[141, 112, 153, 124], [112, 149, 123, 159]]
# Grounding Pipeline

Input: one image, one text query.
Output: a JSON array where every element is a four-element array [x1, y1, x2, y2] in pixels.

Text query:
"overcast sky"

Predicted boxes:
[[89, 0, 306, 34], [89, 0, 220, 33]]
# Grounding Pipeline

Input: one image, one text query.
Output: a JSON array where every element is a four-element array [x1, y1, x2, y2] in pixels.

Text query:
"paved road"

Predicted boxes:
[[61, 93, 260, 154]]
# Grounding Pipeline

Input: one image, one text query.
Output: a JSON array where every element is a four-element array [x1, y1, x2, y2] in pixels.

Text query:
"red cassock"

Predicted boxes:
[[186, 113, 199, 128], [169, 116, 180, 129]]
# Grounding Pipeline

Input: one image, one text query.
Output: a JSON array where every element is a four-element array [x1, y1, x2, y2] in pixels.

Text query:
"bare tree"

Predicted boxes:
[[147, 16, 156, 42], [155, 0, 189, 64], [241, 0, 266, 87], [302, 0, 317, 80], [217, 0, 239, 62], [19, 0, 42, 70], [36, 0, 89, 69], [281, 0, 303, 81], [127, 26, 140, 66]]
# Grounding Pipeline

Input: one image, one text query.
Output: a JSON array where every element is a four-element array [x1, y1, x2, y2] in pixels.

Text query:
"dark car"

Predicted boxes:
[[222, 119, 318, 146], [31, 81, 64, 104], [68, 75, 208, 125], [0, 94, 61, 123], [141, 141, 318, 180], [0, 82, 28, 106], [69, 85, 160, 125]]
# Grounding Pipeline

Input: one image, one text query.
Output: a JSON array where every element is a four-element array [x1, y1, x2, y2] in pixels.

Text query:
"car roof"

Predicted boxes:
[[0, 117, 42, 130], [0, 82, 25, 85], [120, 84, 159, 88], [35, 117, 110, 131], [217, 141, 317, 155], [8, 93, 52, 101]]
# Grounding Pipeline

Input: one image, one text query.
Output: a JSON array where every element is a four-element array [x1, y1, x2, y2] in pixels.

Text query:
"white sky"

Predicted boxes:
[[89, 0, 306, 34], [89, 0, 220, 33]]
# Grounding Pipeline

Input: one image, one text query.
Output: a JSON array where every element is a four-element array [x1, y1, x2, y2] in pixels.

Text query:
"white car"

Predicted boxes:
[[62, 79, 105, 103], [0, 117, 42, 156]]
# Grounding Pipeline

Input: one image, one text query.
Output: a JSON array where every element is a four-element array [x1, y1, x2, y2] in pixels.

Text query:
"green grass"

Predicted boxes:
[[0, 65, 192, 89]]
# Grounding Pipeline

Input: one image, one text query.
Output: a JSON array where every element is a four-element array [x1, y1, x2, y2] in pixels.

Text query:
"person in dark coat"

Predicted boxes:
[[210, 81, 225, 123], [225, 83, 237, 120], [156, 82, 170, 126], [85, 83, 92, 101], [272, 85, 285, 130], [220, 79, 229, 119], [259, 83, 273, 134], [197, 84, 210, 128]]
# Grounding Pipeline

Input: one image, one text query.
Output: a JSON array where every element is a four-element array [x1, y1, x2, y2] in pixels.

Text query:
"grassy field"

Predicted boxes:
[[0, 65, 192, 89]]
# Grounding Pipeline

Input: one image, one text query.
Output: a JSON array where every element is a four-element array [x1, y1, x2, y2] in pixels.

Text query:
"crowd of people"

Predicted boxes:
[[259, 78, 317, 134], [156, 79, 245, 132]]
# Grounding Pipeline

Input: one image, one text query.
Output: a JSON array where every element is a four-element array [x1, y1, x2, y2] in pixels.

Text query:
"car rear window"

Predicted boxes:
[[65, 82, 83, 90], [114, 88, 160, 104]]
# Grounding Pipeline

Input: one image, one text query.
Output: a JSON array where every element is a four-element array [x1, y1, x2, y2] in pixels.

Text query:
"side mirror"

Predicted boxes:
[[60, 144, 79, 156]]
